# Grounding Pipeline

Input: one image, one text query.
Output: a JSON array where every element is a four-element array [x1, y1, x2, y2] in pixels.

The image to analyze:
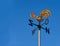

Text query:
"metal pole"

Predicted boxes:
[[38, 30, 40, 46]]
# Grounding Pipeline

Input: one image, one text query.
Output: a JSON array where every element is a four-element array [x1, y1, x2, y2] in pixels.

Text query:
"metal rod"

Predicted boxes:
[[38, 30, 40, 46]]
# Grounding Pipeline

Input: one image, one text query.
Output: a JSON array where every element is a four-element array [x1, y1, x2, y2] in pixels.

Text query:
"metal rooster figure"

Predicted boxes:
[[29, 9, 51, 35]]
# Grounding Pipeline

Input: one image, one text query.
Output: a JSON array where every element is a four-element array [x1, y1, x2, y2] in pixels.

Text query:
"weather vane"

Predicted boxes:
[[28, 9, 51, 46]]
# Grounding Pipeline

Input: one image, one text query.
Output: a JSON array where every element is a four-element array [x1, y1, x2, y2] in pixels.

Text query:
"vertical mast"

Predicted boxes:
[[38, 21, 40, 46], [38, 29, 40, 46]]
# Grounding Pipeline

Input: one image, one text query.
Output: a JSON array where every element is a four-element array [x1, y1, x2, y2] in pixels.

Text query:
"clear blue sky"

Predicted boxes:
[[0, 0, 60, 46]]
